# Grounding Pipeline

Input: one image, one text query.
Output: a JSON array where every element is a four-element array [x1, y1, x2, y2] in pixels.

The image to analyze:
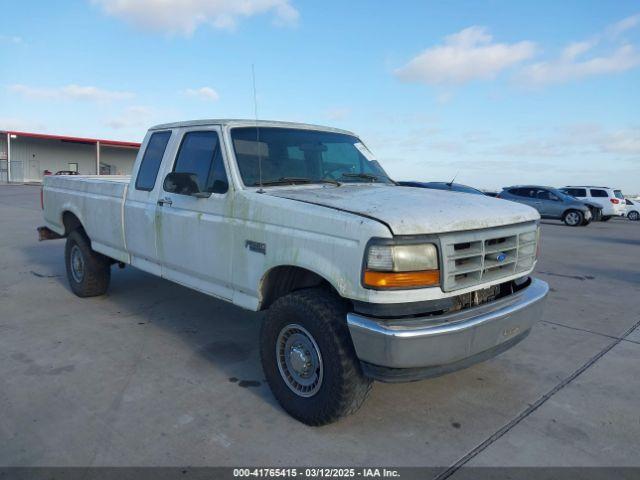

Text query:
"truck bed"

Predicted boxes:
[[43, 175, 132, 263]]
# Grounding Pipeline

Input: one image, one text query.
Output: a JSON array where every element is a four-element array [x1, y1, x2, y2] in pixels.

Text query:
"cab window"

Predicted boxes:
[[170, 131, 228, 194]]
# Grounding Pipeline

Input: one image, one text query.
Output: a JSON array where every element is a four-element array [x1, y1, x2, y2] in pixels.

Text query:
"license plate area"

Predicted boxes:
[[456, 284, 501, 310]]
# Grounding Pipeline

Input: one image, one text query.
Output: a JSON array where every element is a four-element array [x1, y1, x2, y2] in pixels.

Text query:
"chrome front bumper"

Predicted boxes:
[[347, 278, 549, 376]]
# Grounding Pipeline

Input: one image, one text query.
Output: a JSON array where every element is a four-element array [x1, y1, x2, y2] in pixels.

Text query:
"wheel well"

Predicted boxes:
[[259, 266, 335, 310], [62, 211, 84, 236]]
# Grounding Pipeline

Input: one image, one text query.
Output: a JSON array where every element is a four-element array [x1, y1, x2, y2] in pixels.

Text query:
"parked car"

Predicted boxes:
[[498, 185, 592, 226], [560, 186, 626, 221], [624, 199, 639, 221], [397, 181, 485, 195], [39, 119, 548, 425]]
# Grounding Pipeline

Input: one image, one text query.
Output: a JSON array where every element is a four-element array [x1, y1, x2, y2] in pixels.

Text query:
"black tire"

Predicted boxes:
[[601, 215, 612, 222], [581, 218, 592, 226], [628, 211, 639, 221], [65, 230, 111, 297], [563, 209, 584, 227], [260, 288, 372, 426]]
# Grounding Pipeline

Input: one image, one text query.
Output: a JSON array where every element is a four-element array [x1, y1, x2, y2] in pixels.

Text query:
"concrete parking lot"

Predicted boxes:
[[1, 185, 639, 472]]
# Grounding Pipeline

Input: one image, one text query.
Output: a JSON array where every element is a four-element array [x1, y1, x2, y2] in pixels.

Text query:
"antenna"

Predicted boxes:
[[252, 64, 264, 193], [447, 171, 459, 187]]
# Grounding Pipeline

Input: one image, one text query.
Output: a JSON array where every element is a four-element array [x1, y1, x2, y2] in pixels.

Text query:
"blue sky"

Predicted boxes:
[[1, 0, 639, 192]]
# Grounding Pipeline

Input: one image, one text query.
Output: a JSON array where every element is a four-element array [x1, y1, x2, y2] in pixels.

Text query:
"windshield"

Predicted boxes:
[[230, 127, 393, 187], [614, 190, 624, 199]]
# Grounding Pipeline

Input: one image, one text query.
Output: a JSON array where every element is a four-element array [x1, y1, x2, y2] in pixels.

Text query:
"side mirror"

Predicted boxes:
[[163, 172, 211, 198]]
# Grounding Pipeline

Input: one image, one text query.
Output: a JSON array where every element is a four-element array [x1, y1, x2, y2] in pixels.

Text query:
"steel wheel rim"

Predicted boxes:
[[70, 245, 85, 283], [276, 324, 323, 398], [566, 212, 580, 225]]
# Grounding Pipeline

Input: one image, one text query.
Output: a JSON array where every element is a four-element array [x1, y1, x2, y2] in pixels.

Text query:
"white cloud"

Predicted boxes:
[[395, 26, 536, 85], [93, 0, 299, 35], [518, 14, 640, 86], [8, 84, 134, 102], [492, 124, 640, 157], [105, 106, 153, 129], [607, 13, 640, 37], [183, 87, 220, 101], [518, 44, 640, 86]]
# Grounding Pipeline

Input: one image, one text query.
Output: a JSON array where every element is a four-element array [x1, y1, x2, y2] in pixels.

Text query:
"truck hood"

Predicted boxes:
[[266, 185, 539, 235]]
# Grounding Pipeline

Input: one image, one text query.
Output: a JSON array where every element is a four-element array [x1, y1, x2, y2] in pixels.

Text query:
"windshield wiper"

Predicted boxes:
[[341, 172, 379, 182], [253, 177, 341, 186]]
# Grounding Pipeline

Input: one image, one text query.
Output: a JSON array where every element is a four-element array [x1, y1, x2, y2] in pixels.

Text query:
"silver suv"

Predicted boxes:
[[498, 186, 592, 226]]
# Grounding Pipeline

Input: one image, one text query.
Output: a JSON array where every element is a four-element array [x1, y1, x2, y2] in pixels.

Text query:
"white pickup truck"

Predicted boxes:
[[40, 119, 548, 425]]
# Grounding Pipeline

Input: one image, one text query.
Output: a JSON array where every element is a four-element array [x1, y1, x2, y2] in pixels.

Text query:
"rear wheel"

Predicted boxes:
[[563, 210, 584, 227], [260, 288, 372, 425], [65, 230, 111, 297], [628, 211, 639, 221]]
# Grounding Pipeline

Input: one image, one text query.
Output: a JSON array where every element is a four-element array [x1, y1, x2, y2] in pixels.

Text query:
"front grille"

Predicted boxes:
[[440, 222, 538, 292]]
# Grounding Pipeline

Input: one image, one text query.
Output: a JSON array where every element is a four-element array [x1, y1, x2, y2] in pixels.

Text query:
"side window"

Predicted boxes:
[[135, 131, 172, 191], [509, 188, 528, 197], [590, 189, 608, 198], [535, 190, 548, 200], [171, 131, 228, 194]]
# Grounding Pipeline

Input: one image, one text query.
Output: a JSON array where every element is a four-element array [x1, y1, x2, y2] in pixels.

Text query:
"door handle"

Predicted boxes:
[[157, 197, 173, 206]]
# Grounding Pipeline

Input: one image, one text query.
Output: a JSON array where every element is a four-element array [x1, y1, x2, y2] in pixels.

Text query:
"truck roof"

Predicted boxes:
[[149, 119, 355, 135]]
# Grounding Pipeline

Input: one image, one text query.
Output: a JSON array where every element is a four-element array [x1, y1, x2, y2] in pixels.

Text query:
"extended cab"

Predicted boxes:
[[40, 119, 548, 425]]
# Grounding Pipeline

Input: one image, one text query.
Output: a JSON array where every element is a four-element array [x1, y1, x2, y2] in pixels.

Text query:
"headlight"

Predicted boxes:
[[364, 243, 440, 289]]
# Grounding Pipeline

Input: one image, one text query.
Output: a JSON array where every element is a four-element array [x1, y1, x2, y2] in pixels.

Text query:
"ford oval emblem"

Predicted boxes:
[[496, 253, 507, 262]]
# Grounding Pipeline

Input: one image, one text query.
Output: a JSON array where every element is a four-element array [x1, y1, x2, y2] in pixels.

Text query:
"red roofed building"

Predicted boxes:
[[0, 130, 141, 183]]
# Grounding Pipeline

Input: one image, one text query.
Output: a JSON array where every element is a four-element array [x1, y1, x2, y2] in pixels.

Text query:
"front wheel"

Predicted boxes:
[[628, 211, 639, 221], [260, 288, 372, 426], [65, 230, 111, 297], [563, 210, 584, 227]]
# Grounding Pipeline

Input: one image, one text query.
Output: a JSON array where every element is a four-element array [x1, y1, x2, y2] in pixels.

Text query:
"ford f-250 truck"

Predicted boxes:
[[39, 119, 548, 425]]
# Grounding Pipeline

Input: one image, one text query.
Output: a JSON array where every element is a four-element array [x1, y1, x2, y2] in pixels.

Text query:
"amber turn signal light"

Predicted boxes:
[[363, 269, 440, 289]]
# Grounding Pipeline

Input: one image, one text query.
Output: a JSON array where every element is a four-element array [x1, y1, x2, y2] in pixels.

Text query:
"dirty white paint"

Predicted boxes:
[[267, 184, 538, 235], [42, 120, 541, 311]]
